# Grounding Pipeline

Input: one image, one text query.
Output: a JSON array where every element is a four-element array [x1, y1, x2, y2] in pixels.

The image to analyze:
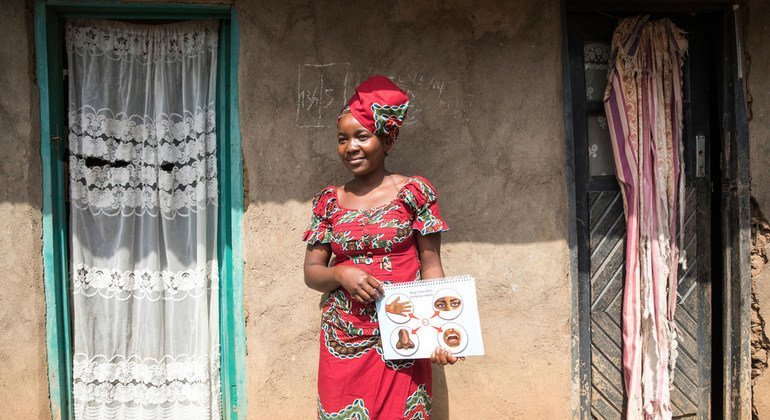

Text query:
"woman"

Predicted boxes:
[[303, 75, 457, 419]]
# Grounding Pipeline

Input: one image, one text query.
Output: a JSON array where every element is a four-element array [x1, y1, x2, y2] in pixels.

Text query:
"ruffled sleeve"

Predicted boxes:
[[302, 187, 336, 244], [402, 176, 450, 235]]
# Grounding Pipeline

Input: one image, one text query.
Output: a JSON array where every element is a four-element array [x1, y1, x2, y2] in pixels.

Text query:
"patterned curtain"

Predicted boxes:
[[66, 20, 221, 419], [603, 16, 688, 419]]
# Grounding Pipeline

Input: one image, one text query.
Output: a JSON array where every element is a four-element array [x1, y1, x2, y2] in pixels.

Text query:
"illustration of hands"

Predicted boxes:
[[385, 296, 412, 316]]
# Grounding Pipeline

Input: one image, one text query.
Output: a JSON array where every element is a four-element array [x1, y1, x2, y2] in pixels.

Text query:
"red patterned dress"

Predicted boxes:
[[303, 175, 449, 419]]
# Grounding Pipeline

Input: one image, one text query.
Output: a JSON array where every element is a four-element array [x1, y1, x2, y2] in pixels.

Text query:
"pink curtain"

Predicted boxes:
[[603, 16, 687, 419]]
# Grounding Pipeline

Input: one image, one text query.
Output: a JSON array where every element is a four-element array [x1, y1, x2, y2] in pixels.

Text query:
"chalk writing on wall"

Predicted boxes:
[[297, 64, 475, 128], [296, 63, 350, 128]]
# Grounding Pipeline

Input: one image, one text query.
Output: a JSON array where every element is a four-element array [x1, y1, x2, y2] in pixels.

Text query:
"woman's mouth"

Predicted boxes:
[[347, 157, 365, 165]]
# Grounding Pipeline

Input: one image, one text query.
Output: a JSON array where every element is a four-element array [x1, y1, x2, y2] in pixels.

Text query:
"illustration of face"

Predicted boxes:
[[433, 296, 462, 312], [443, 328, 462, 347]]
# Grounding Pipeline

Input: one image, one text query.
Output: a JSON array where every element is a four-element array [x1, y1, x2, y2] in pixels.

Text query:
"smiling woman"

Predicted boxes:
[[302, 75, 455, 419]]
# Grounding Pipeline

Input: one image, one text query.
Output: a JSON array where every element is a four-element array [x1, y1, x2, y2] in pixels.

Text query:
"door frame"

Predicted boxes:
[[561, 2, 752, 419], [33, 1, 247, 419]]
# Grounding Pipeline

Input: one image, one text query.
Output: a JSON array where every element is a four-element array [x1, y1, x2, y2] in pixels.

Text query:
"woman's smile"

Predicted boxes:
[[337, 113, 390, 176]]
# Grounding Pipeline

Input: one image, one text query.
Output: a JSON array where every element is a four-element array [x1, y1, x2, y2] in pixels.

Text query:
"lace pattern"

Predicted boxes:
[[68, 106, 217, 164], [68, 105, 217, 217], [67, 20, 219, 64], [67, 19, 222, 420], [73, 352, 221, 419], [72, 263, 217, 301]]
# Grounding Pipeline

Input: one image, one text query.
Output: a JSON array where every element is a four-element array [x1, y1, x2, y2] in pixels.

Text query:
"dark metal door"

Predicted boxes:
[[566, 12, 721, 419]]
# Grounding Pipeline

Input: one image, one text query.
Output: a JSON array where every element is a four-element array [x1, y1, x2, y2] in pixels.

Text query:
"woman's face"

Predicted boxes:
[[337, 113, 391, 176]]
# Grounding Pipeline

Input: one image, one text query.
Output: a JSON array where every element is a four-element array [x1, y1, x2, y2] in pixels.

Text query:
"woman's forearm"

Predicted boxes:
[[421, 264, 445, 280], [415, 232, 445, 280], [304, 263, 341, 293]]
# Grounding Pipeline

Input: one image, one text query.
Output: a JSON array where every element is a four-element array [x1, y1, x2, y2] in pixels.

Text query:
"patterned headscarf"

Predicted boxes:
[[345, 75, 409, 136]]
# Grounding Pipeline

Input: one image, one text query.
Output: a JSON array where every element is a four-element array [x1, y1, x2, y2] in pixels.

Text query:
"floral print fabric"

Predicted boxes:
[[303, 176, 448, 419]]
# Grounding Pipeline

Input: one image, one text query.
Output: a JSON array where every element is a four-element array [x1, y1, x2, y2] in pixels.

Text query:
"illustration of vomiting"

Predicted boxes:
[[433, 296, 462, 311], [396, 329, 415, 350]]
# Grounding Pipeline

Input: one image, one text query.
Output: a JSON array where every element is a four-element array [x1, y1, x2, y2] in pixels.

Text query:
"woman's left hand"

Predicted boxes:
[[430, 346, 463, 365]]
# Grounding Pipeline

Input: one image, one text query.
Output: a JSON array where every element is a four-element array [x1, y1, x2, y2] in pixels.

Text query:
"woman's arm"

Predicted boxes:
[[304, 243, 384, 302], [415, 232, 445, 279], [303, 243, 339, 293], [415, 232, 460, 365]]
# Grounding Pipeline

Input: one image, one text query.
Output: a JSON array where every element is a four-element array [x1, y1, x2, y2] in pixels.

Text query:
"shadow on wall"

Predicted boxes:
[[238, 0, 567, 245], [235, 2, 568, 416], [18, 1, 567, 418]]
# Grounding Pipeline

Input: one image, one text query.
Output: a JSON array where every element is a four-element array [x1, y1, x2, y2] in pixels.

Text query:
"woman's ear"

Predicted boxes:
[[383, 128, 398, 155]]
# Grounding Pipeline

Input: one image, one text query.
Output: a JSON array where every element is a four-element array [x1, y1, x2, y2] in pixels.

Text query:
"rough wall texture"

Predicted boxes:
[[751, 200, 770, 419], [9, 0, 770, 418], [0, 1, 50, 419], [236, 0, 572, 418], [747, 0, 770, 417]]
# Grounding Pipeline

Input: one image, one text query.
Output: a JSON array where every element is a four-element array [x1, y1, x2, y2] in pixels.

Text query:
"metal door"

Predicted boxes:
[[566, 11, 721, 419]]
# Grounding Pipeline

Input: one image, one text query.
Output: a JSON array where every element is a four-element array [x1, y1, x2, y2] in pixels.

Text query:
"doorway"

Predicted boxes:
[[34, 2, 246, 419], [564, 8, 732, 419]]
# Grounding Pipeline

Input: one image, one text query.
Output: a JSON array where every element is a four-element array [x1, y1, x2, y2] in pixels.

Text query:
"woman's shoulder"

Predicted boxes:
[[402, 175, 439, 194], [309, 185, 338, 214], [386, 174, 434, 190], [399, 174, 441, 208]]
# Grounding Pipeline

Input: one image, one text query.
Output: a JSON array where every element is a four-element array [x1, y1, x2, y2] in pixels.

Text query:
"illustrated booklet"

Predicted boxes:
[[375, 275, 485, 360]]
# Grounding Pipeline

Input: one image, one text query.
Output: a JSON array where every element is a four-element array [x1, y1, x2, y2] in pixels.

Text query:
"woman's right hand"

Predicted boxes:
[[333, 265, 384, 304]]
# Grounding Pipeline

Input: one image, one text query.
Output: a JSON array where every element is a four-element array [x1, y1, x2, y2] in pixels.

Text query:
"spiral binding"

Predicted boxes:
[[382, 274, 475, 291]]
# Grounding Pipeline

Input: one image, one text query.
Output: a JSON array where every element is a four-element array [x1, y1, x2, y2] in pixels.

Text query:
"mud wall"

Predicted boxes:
[[0, 0, 571, 417], [746, 0, 770, 417], [237, 0, 572, 418], [0, 1, 51, 419], [12, 0, 770, 418]]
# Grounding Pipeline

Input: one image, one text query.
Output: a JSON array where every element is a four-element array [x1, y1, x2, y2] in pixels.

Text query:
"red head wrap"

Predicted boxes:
[[345, 75, 409, 136]]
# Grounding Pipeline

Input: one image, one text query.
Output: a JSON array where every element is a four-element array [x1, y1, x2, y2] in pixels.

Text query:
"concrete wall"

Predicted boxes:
[[237, 0, 572, 418], [746, 0, 770, 417], [0, 1, 51, 419]]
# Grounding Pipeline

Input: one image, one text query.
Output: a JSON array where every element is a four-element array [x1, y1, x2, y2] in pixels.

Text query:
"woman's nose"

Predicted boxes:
[[346, 139, 360, 153]]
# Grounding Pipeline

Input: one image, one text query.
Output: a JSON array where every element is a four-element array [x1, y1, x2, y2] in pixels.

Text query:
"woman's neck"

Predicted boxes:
[[349, 168, 390, 193]]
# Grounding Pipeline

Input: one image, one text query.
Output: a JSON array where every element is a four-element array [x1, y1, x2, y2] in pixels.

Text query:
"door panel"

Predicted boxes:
[[568, 12, 718, 419]]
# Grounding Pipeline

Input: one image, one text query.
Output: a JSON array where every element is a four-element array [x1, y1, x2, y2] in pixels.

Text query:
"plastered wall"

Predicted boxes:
[[18, 0, 770, 418], [237, 0, 572, 418], [0, 1, 51, 419]]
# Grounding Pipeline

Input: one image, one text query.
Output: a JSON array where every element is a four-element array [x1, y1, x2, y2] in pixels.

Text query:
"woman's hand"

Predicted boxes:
[[430, 346, 463, 365], [333, 265, 384, 304], [385, 296, 412, 316]]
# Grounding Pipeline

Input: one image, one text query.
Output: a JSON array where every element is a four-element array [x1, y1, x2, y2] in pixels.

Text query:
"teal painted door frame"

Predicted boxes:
[[33, 2, 247, 419]]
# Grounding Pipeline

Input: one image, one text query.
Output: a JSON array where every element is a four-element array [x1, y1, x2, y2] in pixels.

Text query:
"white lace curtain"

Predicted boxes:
[[66, 20, 221, 419]]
